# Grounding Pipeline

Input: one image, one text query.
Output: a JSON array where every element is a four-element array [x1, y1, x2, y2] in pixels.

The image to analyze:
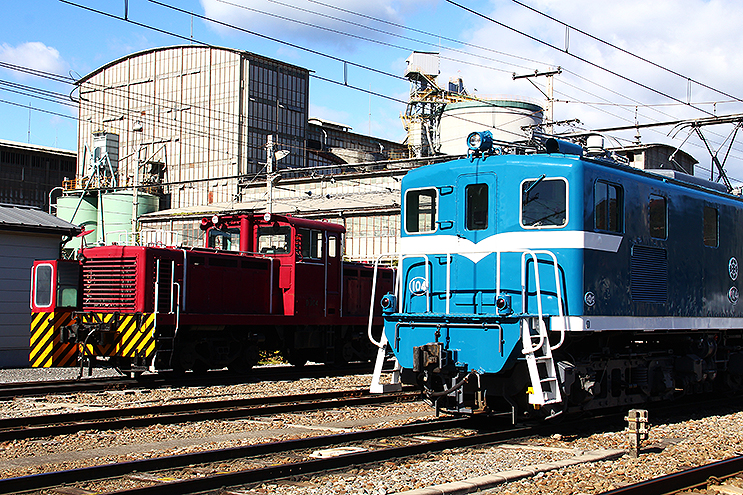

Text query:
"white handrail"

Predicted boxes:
[[366, 247, 564, 353]]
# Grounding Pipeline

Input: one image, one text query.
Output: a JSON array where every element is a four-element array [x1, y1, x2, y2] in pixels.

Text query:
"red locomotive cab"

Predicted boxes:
[[29, 260, 82, 367], [201, 213, 345, 318]]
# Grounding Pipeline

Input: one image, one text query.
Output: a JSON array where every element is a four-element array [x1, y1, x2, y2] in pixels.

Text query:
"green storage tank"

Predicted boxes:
[[56, 194, 98, 251], [100, 190, 159, 245]]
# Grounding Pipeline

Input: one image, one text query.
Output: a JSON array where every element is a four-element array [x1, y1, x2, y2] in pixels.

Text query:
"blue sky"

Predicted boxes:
[[4, 0, 743, 183]]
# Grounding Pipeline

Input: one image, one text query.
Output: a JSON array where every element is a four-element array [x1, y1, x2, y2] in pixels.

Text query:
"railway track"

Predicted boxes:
[[599, 455, 743, 495], [1, 416, 532, 495], [0, 387, 419, 442], [0, 362, 378, 398]]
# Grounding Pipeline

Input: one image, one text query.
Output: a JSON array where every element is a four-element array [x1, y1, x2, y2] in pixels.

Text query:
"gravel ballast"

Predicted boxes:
[[1, 367, 742, 495]]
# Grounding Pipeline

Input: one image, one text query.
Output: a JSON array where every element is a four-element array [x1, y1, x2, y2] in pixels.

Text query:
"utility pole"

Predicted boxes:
[[513, 67, 562, 134], [265, 134, 274, 215]]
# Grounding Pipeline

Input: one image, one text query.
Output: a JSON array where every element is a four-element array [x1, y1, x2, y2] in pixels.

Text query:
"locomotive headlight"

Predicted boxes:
[[211, 215, 220, 225], [467, 130, 493, 152], [380, 293, 397, 313], [496, 294, 512, 314]]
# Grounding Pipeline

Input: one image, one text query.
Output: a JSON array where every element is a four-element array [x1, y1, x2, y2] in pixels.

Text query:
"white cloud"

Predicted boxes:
[[452, 0, 743, 123], [0, 41, 67, 75], [200, 0, 435, 51]]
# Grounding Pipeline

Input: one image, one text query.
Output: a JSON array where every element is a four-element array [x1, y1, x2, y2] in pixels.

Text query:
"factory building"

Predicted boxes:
[[57, 46, 699, 262], [74, 45, 311, 209], [0, 139, 76, 212], [59, 45, 411, 257]]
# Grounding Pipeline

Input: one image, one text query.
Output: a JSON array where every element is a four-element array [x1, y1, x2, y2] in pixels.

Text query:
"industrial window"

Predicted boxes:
[[405, 188, 437, 234], [703, 206, 718, 247], [465, 183, 488, 230], [595, 181, 623, 233], [649, 195, 667, 239], [521, 177, 567, 228]]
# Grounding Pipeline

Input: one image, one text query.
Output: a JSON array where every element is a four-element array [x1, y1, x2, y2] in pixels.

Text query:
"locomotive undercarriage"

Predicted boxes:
[[60, 313, 380, 375], [410, 330, 743, 422], [165, 324, 377, 374]]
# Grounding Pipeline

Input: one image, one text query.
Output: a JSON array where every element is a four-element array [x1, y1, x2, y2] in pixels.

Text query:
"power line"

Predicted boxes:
[[509, 0, 743, 105], [446, 0, 715, 118]]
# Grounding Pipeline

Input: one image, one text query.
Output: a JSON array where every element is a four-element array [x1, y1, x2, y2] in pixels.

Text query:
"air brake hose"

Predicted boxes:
[[426, 370, 478, 398]]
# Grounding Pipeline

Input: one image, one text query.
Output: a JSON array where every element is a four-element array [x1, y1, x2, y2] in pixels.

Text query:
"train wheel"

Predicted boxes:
[[284, 348, 308, 367], [336, 341, 355, 365], [228, 345, 259, 375]]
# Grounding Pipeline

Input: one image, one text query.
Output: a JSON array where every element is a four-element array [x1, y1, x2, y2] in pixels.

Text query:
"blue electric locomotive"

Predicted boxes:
[[378, 133, 743, 420]]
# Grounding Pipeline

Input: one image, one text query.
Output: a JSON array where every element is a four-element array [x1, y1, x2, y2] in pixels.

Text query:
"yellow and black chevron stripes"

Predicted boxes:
[[80, 313, 156, 359], [30, 312, 78, 368]]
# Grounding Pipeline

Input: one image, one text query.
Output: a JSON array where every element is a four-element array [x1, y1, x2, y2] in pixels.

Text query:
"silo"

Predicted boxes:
[[438, 100, 543, 155], [56, 194, 98, 250], [100, 191, 159, 244]]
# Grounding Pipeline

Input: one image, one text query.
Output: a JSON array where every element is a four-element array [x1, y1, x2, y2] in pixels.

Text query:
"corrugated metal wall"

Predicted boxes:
[[77, 46, 309, 210]]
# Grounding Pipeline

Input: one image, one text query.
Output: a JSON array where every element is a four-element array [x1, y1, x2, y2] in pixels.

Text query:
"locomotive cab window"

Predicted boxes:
[[208, 228, 240, 251], [704, 206, 718, 247], [328, 235, 338, 258], [405, 188, 437, 234], [297, 228, 323, 259], [649, 195, 667, 239], [466, 183, 489, 230], [33, 263, 53, 308], [595, 181, 623, 233], [521, 177, 567, 228], [56, 262, 80, 308], [257, 225, 291, 254]]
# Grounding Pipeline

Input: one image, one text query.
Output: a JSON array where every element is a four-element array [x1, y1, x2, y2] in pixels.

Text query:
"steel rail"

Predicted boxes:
[[0, 417, 527, 494], [599, 455, 743, 495], [0, 362, 381, 398], [0, 388, 418, 442]]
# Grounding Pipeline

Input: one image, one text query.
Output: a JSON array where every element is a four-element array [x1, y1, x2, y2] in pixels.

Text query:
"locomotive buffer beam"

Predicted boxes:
[[59, 313, 118, 347]]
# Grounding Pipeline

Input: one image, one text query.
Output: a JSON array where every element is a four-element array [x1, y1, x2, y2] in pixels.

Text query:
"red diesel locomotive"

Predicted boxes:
[[29, 213, 393, 375]]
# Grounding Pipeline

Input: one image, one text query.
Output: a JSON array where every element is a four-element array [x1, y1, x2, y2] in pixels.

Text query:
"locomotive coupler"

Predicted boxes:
[[60, 320, 116, 346]]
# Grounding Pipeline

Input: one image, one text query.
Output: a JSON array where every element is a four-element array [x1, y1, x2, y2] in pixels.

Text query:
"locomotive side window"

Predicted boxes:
[[465, 183, 489, 230], [208, 228, 240, 251], [56, 262, 80, 308], [521, 177, 567, 228], [703, 206, 718, 247], [33, 264, 53, 308], [328, 235, 338, 258], [405, 188, 437, 234], [649, 195, 667, 239], [257, 225, 291, 253], [297, 228, 323, 259], [595, 181, 623, 233]]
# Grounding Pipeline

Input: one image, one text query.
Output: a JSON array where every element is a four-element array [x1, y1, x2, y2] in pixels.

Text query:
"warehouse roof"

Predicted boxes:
[[0, 203, 82, 236]]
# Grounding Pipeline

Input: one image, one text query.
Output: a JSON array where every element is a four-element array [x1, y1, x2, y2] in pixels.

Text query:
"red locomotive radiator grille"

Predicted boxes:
[[82, 257, 138, 311]]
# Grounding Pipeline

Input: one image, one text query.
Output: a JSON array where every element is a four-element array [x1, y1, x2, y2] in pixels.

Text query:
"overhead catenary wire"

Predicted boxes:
[[509, 0, 743, 106], [445, 0, 716, 118], [5, 0, 742, 182]]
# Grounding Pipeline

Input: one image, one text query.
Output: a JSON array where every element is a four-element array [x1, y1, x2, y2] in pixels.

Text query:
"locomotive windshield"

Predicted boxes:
[[521, 177, 567, 228], [405, 188, 437, 234], [208, 228, 240, 251], [257, 225, 291, 254]]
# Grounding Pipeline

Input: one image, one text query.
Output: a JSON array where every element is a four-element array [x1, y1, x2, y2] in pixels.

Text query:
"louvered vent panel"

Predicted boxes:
[[630, 245, 667, 303], [154, 261, 173, 313], [82, 257, 137, 311]]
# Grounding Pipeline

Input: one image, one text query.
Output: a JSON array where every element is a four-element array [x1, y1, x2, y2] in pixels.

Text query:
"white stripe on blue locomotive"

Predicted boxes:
[[400, 230, 623, 263]]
